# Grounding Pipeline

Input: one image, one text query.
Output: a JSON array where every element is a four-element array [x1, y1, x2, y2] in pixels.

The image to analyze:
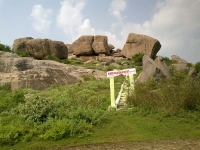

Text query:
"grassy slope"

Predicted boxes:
[[1, 50, 200, 149]]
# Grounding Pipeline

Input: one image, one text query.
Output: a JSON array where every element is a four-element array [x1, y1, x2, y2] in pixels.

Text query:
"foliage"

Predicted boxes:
[[194, 62, 200, 73], [15, 51, 28, 57], [128, 74, 200, 116], [0, 43, 12, 52], [162, 57, 176, 66], [131, 53, 144, 66]]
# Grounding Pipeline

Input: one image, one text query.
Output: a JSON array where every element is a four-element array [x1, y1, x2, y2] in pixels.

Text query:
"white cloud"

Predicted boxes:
[[109, 0, 127, 20], [30, 4, 52, 33], [119, 0, 200, 63], [57, 0, 86, 38]]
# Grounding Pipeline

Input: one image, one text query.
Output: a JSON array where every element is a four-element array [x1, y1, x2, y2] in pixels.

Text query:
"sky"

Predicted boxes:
[[0, 0, 200, 63]]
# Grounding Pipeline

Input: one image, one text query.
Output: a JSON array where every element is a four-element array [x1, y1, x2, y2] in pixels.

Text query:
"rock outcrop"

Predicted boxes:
[[171, 55, 189, 71], [121, 33, 161, 59], [13, 38, 68, 59], [0, 51, 106, 90], [136, 55, 170, 82]]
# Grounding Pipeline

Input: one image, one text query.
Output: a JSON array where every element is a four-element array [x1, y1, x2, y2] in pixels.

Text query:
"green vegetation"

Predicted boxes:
[[131, 53, 144, 66], [0, 43, 12, 52], [1, 70, 200, 149], [15, 51, 28, 57], [194, 62, 200, 73]]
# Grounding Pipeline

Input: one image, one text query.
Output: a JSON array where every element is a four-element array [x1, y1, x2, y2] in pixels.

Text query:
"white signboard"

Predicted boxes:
[[107, 68, 136, 77]]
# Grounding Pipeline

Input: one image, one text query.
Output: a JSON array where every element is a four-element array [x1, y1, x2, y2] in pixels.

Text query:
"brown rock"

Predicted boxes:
[[155, 56, 171, 79], [108, 44, 115, 51], [0, 51, 106, 90], [13, 37, 33, 52], [66, 44, 73, 54], [72, 35, 94, 55], [136, 55, 167, 83], [121, 33, 161, 59], [171, 55, 188, 64], [13, 38, 68, 59], [92, 35, 110, 55]]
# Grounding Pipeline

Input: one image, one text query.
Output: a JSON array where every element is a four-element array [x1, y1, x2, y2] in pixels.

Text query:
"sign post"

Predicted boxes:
[[107, 68, 136, 108]]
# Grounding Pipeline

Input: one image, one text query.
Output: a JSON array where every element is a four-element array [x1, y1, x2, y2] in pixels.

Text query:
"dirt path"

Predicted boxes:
[[51, 139, 200, 150]]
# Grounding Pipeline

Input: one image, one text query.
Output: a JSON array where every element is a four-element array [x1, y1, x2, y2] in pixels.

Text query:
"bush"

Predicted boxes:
[[132, 53, 144, 66], [0, 43, 12, 52], [194, 62, 200, 73], [128, 76, 200, 116], [16, 95, 57, 122], [15, 51, 28, 57]]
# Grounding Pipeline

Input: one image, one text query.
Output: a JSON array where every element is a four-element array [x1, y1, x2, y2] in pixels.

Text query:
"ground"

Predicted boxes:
[[49, 139, 200, 150]]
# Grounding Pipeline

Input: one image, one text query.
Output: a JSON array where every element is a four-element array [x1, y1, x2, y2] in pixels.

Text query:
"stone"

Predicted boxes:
[[92, 35, 110, 55], [188, 68, 197, 78], [136, 55, 167, 83], [171, 55, 189, 71], [13, 38, 68, 59], [154, 56, 171, 79], [0, 51, 106, 90], [121, 33, 161, 59], [108, 44, 115, 51], [72, 35, 94, 55], [78, 56, 98, 61], [171, 55, 188, 64], [66, 44, 73, 54], [12, 37, 33, 52]]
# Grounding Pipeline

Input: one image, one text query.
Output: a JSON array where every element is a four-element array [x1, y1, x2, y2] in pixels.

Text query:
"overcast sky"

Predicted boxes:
[[0, 0, 200, 63]]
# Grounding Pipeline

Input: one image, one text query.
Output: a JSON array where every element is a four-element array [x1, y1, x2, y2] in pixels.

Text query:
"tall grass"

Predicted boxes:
[[128, 72, 200, 116]]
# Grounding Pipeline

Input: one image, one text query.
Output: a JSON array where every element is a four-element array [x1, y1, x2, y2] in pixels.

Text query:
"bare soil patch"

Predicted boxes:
[[49, 139, 200, 150]]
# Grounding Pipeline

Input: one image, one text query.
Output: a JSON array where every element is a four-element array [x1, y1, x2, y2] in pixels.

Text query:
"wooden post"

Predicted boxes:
[[129, 74, 135, 91], [109, 77, 116, 108]]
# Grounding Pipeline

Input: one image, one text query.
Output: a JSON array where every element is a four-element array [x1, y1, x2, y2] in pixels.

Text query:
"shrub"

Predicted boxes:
[[132, 53, 144, 66], [0, 43, 12, 52], [16, 51, 28, 57], [16, 95, 57, 122], [128, 76, 200, 116], [194, 62, 200, 73]]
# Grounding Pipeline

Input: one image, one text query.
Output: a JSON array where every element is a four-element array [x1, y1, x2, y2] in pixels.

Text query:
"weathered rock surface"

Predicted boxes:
[[171, 55, 189, 71], [13, 38, 68, 59], [92, 35, 110, 55], [66, 44, 73, 54], [72, 36, 94, 56], [155, 56, 171, 79], [121, 33, 161, 59], [0, 51, 106, 90], [136, 55, 169, 83]]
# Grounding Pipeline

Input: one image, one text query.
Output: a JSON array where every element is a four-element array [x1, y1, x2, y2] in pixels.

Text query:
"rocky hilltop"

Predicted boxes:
[[0, 51, 106, 90]]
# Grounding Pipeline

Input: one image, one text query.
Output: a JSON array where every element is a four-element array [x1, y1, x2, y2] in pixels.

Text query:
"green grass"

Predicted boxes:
[[2, 110, 200, 150], [1, 50, 200, 149]]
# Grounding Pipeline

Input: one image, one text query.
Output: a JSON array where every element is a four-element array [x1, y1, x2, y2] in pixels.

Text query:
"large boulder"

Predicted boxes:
[[121, 33, 161, 59], [136, 55, 168, 83], [0, 51, 106, 90], [65, 44, 73, 54], [171, 55, 189, 71], [13, 38, 68, 59], [92, 35, 110, 55], [72, 35, 94, 55]]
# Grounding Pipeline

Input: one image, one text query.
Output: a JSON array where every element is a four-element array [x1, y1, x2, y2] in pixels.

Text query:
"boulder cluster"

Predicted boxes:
[[1, 32, 196, 90]]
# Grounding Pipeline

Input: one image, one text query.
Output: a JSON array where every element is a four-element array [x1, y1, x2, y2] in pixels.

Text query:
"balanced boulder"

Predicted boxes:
[[121, 33, 161, 59], [92, 35, 110, 55], [72, 35, 94, 55]]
